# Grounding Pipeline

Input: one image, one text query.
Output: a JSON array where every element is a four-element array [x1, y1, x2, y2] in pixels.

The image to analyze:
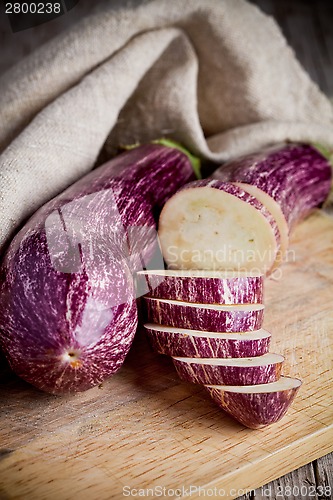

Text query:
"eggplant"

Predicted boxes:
[[212, 143, 332, 264], [144, 297, 265, 333], [206, 376, 302, 429], [172, 353, 283, 386], [144, 323, 271, 358], [233, 181, 289, 269], [0, 142, 197, 394], [213, 143, 332, 230], [158, 180, 280, 274], [137, 269, 264, 304]]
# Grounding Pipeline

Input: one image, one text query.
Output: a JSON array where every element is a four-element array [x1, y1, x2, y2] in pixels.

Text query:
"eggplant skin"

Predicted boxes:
[[172, 359, 282, 386], [145, 328, 271, 358], [0, 231, 137, 394], [144, 274, 264, 304], [207, 386, 300, 429], [212, 143, 332, 231]]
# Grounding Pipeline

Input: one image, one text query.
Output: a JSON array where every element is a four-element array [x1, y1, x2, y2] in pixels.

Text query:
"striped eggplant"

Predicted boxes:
[[144, 297, 264, 333], [206, 376, 302, 429], [144, 323, 271, 358], [158, 180, 280, 275], [137, 269, 264, 304], [0, 142, 197, 394], [172, 353, 284, 386], [212, 143, 332, 264]]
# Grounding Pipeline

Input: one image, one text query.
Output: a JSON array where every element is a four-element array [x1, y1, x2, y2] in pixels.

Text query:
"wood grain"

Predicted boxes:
[[0, 210, 332, 499]]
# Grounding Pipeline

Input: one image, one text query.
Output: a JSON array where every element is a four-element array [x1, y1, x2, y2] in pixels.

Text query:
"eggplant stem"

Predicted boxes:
[[151, 138, 202, 179]]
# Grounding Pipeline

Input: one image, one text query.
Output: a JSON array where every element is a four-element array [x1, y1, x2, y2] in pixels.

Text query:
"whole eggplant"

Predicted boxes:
[[0, 141, 197, 394]]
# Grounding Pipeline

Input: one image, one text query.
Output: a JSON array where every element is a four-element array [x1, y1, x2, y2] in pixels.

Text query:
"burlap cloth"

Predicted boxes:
[[0, 0, 332, 254]]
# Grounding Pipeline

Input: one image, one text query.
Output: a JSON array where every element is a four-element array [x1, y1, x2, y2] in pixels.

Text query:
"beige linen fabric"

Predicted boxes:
[[0, 0, 332, 253]]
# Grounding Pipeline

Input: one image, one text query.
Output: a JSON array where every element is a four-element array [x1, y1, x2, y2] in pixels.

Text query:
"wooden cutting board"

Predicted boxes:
[[0, 210, 332, 500]]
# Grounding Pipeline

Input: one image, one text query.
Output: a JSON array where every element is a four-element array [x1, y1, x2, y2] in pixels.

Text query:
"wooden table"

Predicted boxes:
[[0, 1, 332, 499]]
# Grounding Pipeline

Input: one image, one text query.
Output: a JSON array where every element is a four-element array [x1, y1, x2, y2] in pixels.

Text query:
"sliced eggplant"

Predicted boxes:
[[144, 297, 265, 333], [234, 181, 289, 268], [172, 353, 284, 385], [206, 376, 302, 429], [144, 323, 271, 358], [158, 180, 280, 274], [137, 269, 264, 304]]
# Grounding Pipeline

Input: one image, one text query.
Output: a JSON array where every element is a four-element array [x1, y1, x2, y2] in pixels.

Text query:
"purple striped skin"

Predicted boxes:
[[30, 144, 196, 273], [212, 143, 332, 231], [0, 231, 137, 394], [65, 143, 196, 212], [173, 357, 282, 386], [144, 327, 271, 358], [180, 179, 281, 248], [206, 383, 301, 429], [144, 298, 264, 333], [0, 144, 195, 394], [142, 273, 264, 304]]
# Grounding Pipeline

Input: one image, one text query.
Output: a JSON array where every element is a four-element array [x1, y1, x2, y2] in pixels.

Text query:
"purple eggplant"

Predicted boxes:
[[0, 142, 197, 394], [144, 323, 271, 358], [158, 179, 280, 275], [206, 376, 302, 429], [144, 297, 264, 333], [1, 240, 137, 394], [138, 269, 264, 304], [212, 143, 332, 264], [172, 353, 284, 386]]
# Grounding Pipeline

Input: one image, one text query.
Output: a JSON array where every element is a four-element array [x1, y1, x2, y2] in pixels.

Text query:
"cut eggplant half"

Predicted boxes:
[[234, 182, 289, 268], [144, 323, 271, 358], [206, 376, 302, 429], [137, 269, 264, 304], [172, 352, 283, 385], [158, 180, 281, 275], [144, 297, 264, 333], [212, 143, 332, 232]]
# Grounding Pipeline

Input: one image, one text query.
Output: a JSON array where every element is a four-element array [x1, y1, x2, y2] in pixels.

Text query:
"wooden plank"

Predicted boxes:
[[314, 454, 333, 499], [314, 2, 333, 97], [0, 210, 332, 500], [253, 463, 318, 499], [249, 0, 333, 97]]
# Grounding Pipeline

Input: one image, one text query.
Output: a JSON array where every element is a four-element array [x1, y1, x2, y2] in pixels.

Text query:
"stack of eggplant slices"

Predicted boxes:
[[139, 143, 332, 429]]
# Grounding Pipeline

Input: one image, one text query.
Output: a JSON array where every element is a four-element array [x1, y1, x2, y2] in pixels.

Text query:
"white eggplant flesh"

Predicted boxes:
[[206, 376, 302, 429], [144, 323, 271, 358], [172, 353, 284, 385], [144, 297, 264, 333], [158, 181, 280, 275]]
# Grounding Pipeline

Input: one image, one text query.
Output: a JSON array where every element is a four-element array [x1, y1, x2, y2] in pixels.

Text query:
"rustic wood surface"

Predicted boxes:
[[0, 1, 332, 499]]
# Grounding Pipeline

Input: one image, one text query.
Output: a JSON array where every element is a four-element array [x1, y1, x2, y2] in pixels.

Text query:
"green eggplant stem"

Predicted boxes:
[[312, 143, 333, 166], [151, 138, 202, 179]]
